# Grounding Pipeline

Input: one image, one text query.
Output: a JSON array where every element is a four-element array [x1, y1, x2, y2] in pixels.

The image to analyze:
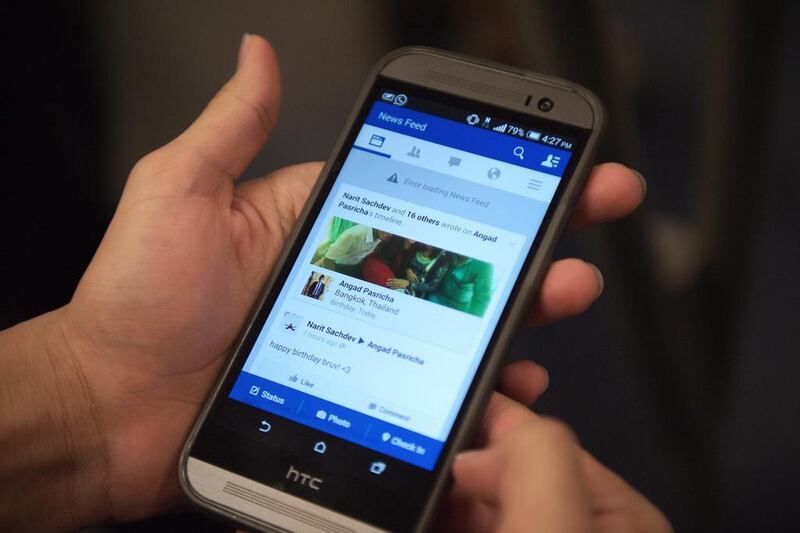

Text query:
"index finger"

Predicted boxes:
[[569, 163, 646, 229], [477, 392, 538, 446]]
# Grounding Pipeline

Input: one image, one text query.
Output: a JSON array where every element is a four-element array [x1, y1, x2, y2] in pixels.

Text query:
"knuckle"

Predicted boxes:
[[537, 417, 579, 446], [222, 89, 273, 141], [130, 151, 161, 179], [129, 147, 177, 180]]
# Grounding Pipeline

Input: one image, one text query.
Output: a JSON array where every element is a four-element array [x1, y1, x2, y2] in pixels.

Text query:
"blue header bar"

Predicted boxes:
[[365, 101, 571, 177]]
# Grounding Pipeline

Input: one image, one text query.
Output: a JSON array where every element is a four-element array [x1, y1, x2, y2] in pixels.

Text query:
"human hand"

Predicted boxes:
[[406, 268, 419, 283], [387, 278, 411, 289], [443, 395, 672, 533], [0, 34, 645, 530]]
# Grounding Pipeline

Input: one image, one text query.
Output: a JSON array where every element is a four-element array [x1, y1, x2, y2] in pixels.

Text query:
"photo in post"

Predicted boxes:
[[311, 216, 495, 317]]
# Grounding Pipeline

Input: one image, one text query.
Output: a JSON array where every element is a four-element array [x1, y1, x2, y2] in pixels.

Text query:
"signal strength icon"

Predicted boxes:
[[492, 123, 508, 133]]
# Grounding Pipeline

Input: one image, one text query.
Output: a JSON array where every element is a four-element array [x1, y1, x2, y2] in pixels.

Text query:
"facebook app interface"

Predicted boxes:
[[230, 93, 572, 470]]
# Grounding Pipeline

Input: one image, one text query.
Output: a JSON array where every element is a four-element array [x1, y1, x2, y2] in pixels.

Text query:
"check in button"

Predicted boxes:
[[365, 421, 443, 468], [379, 431, 427, 457]]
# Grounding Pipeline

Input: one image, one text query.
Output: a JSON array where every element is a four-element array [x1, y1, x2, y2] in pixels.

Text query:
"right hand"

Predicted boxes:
[[446, 395, 672, 533]]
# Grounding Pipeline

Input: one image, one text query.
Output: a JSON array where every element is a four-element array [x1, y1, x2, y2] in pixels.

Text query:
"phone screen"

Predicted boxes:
[[189, 78, 589, 530]]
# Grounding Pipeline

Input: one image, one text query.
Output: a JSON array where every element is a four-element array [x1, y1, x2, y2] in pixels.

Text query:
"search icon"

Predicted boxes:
[[513, 146, 525, 160]]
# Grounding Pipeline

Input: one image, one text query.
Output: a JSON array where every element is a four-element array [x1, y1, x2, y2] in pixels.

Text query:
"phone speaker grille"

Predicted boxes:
[[222, 481, 355, 533], [424, 70, 525, 102]]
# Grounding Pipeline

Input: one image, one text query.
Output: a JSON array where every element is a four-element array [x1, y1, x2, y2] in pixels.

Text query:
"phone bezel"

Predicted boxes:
[[179, 46, 605, 533]]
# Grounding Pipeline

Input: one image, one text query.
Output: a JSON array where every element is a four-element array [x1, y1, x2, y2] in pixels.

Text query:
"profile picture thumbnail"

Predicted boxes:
[[301, 271, 332, 301]]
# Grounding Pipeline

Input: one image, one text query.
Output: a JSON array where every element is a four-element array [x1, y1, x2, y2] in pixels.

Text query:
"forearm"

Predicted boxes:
[[0, 309, 109, 531]]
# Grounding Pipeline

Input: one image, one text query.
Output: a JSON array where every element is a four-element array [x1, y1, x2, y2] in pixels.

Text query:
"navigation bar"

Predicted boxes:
[[230, 372, 444, 470], [354, 124, 561, 204]]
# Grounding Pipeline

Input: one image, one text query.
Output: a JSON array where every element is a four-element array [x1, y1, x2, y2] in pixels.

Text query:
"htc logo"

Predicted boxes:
[[285, 465, 323, 490]]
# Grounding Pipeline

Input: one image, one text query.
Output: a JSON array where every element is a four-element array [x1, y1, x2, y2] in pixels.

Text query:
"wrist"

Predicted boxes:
[[0, 308, 111, 531]]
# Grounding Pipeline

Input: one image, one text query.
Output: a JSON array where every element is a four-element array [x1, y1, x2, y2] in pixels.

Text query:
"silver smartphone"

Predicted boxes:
[[180, 47, 604, 533]]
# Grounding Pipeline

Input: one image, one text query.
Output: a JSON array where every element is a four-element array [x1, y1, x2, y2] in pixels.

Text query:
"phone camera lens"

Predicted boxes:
[[537, 97, 554, 112]]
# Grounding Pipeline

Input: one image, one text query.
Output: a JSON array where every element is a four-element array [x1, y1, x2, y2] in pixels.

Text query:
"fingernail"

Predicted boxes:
[[540, 366, 550, 391], [632, 169, 648, 199], [587, 262, 604, 298], [238, 33, 252, 68]]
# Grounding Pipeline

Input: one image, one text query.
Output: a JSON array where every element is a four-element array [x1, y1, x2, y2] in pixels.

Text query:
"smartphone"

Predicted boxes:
[[180, 47, 604, 532]]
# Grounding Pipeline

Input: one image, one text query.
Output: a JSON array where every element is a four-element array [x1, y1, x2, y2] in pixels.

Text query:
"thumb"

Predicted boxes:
[[128, 34, 281, 198], [454, 418, 593, 533]]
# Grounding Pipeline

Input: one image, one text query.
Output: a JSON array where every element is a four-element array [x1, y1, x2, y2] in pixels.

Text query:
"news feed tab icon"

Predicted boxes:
[[466, 113, 480, 125], [368, 134, 385, 148], [381, 91, 395, 102], [313, 441, 327, 454], [487, 167, 501, 180], [369, 461, 387, 475], [540, 154, 561, 169], [393, 93, 407, 106]]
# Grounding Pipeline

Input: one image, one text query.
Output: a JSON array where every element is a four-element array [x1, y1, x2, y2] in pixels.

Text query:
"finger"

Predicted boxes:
[[528, 258, 603, 325], [569, 163, 646, 229], [437, 484, 498, 533], [497, 360, 549, 406], [233, 162, 321, 282], [479, 393, 537, 445], [581, 452, 673, 533], [455, 418, 592, 532], [134, 34, 281, 196]]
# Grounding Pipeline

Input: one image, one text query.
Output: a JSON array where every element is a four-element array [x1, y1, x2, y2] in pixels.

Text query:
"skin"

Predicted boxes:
[[446, 396, 672, 533], [0, 34, 661, 532]]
